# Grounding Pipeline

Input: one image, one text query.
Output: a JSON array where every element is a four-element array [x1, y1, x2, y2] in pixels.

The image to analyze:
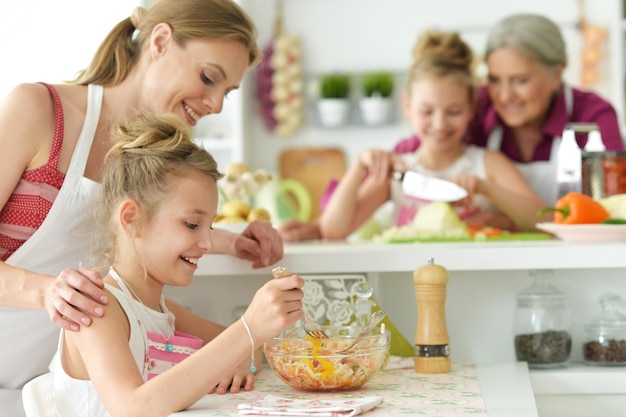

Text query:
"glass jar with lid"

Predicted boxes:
[[583, 293, 626, 365], [514, 270, 572, 368]]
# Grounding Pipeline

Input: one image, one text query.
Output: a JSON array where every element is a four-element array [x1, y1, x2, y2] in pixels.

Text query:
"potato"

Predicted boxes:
[[221, 200, 251, 219], [247, 207, 271, 222]]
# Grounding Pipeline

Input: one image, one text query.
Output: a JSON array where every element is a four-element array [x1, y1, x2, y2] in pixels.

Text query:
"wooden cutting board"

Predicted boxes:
[[279, 147, 346, 220]]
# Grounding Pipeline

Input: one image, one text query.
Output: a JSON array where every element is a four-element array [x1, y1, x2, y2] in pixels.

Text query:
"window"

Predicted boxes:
[[0, 0, 140, 98]]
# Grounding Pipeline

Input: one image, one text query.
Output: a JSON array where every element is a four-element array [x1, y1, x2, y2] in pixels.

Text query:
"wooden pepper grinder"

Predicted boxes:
[[413, 257, 451, 373]]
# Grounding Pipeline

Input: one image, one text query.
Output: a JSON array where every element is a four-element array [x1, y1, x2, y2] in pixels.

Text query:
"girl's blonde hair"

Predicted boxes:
[[406, 31, 475, 100], [71, 0, 260, 86], [93, 113, 223, 263]]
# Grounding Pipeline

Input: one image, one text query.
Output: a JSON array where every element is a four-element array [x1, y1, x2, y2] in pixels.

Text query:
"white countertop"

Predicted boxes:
[[529, 362, 626, 394], [186, 238, 626, 416], [171, 362, 538, 417], [196, 240, 626, 277], [478, 362, 538, 417]]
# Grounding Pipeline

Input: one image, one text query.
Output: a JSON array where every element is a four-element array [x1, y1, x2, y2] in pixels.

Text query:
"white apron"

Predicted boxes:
[[486, 85, 573, 206], [0, 85, 103, 417]]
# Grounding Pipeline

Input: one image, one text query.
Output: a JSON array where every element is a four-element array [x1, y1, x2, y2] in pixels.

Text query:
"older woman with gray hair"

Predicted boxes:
[[394, 13, 624, 208], [280, 13, 625, 241]]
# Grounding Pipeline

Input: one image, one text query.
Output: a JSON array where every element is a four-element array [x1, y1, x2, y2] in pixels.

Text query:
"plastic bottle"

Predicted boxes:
[[556, 127, 582, 199], [585, 130, 606, 152]]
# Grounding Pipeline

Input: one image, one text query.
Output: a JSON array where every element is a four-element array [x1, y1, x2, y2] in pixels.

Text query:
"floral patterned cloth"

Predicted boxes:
[[174, 363, 487, 416], [238, 394, 383, 416]]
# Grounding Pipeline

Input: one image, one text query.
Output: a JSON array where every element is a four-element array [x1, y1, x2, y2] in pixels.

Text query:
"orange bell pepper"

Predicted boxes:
[[539, 192, 610, 224]]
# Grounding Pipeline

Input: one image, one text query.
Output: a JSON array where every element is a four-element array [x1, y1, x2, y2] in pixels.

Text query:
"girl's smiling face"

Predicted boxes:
[[486, 47, 562, 130], [403, 75, 474, 153], [134, 170, 218, 287], [143, 23, 250, 127]]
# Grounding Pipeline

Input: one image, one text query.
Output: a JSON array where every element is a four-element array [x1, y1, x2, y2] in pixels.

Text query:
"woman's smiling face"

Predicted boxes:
[[486, 47, 563, 129], [142, 23, 250, 127]]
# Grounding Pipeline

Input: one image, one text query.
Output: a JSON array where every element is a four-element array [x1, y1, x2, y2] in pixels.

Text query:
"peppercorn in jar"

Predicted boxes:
[[584, 293, 626, 366], [514, 270, 572, 368]]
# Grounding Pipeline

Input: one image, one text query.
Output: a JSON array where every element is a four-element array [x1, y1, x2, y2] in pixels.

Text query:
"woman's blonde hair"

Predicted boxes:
[[93, 113, 223, 263], [71, 0, 260, 86], [406, 31, 476, 100]]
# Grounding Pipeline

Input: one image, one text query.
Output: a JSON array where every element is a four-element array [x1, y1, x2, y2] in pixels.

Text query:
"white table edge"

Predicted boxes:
[[477, 362, 539, 417]]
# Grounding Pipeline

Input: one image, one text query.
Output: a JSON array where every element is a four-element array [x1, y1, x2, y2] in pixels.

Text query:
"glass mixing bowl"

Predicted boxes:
[[263, 325, 390, 391]]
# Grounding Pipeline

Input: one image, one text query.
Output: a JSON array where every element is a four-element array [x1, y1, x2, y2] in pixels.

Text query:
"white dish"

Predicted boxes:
[[536, 222, 626, 243]]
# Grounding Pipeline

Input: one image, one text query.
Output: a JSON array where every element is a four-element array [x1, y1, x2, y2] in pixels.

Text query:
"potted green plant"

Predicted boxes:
[[359, 71, 394, 125], [317, 72, 351, 127]]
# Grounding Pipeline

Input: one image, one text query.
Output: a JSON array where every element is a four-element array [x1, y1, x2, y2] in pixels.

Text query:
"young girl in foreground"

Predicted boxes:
[[319, 31, 548, 239], [51, 114, 304, 417]]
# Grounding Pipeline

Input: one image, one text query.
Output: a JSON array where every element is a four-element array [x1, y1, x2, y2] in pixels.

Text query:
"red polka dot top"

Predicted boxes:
[[0, 83, 66, 261]]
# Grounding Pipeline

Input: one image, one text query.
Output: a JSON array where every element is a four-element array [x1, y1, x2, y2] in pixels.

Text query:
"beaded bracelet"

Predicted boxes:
[[240, 316, 256, 373]]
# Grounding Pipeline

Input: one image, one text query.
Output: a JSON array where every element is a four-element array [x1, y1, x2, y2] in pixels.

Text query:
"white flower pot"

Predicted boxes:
[[317, 99, 350, 127], [359, 96, 392, 126]]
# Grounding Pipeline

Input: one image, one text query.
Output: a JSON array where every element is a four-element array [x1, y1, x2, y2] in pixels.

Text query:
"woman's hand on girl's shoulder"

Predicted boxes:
[[45, 268, 108, 331]]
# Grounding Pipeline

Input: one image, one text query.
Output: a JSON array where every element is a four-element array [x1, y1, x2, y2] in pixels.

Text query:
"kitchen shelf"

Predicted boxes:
[[196, 240, 626, 276], [306, 71, 405, 129]]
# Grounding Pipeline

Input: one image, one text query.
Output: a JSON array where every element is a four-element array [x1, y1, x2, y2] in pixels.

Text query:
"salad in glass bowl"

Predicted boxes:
[[263, 325, 390, 391]]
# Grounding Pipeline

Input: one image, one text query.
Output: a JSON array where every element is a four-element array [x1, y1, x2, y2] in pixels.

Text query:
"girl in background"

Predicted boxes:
[[52, 113, 304, 416], [319, 31, 547, 240]]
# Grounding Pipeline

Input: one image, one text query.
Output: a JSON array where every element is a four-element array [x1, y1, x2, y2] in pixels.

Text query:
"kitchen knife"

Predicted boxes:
[[393, 170, 468, 202]]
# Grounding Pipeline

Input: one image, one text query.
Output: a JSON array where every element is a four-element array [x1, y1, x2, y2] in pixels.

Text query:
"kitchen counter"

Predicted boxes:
[[170, 362, 538, 417], [173, 239, 626, 417]]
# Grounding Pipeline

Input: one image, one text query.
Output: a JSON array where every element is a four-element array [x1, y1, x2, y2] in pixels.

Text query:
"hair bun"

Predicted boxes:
[[130, 7, 145, 28], [412, 31, 473, 70]]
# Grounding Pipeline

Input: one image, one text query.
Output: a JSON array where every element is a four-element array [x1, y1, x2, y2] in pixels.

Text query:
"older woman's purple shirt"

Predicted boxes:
[[393, 84, 625, 158]]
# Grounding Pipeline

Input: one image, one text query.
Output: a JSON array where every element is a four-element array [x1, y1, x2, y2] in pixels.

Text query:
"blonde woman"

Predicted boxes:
[[0, 1, 282, 412]]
